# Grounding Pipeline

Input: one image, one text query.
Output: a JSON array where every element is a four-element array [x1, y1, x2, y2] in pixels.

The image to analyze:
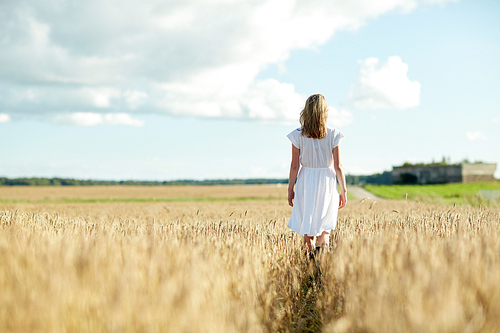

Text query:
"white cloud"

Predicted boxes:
[[123, 90, 149, 110], [348, 56, 421, 109], [466, 131, 487, 141], [53, 113, 104, 126], [0, 113, 10, 123], [424, 0, 458, 5], [328, 108, 354, 127], [85, 87, 121, 108], [53, 113, 145, 127], [241, 79, 304, 122], [103, 113, 145, 127], [1, 0, 452, 123]]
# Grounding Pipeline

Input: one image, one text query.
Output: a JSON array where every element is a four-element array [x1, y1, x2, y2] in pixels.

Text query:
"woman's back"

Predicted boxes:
[[287, 127, 344, 168], [287, 93, 347, 249]]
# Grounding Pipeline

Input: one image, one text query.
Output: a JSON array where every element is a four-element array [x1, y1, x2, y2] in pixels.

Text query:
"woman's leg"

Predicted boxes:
[[316, 231, 330, 248], [303, 235, 315, 252]]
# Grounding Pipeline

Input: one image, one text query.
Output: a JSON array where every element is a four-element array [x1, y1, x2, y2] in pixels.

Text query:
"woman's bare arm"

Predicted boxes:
[[333, 145, 347, 209], [288, 144, 300, 207]]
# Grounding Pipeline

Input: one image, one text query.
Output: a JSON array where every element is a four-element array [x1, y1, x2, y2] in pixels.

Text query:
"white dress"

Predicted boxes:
[[287, 127, 344, 236]]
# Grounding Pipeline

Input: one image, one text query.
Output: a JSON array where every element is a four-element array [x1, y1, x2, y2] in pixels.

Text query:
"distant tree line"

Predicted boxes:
[[0, 177, 289, 187], [0, 173, 393, 186]]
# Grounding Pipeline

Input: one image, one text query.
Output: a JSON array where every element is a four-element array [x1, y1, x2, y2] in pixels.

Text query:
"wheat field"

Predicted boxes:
[[1, 185, 500, 332]]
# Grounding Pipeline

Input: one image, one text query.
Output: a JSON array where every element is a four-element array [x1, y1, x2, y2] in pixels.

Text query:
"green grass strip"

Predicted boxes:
[[365, 182, 500, 206]]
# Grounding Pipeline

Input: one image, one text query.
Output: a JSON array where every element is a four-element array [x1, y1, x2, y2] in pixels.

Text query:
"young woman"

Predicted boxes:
[[287, 94, 347, 253]]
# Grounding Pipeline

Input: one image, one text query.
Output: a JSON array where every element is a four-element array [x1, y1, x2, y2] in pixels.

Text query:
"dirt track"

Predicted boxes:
[[348, 186, 381, 200]]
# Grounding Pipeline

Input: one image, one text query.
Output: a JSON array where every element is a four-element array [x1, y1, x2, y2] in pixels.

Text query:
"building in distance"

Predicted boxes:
[[392, 162, 497, 184]]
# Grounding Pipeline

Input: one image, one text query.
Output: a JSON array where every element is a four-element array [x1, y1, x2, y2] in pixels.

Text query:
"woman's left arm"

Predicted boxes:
[[333, 145, 347, 209], [288, 144, 300, 207]]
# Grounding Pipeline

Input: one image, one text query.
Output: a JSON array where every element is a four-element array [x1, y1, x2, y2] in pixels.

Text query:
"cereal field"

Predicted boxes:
[[1, 185, 500, 332]]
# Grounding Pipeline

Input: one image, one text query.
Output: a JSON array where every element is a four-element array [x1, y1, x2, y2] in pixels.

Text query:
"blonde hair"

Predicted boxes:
[[299, 94, 328, 139]]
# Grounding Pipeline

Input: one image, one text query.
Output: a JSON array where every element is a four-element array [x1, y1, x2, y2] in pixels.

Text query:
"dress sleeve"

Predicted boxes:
[[287, 129, 300, 149], [332, 129, 344, 149]]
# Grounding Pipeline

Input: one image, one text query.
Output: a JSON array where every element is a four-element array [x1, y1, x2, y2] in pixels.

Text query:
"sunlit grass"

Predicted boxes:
[[1, 186, 500, 332]]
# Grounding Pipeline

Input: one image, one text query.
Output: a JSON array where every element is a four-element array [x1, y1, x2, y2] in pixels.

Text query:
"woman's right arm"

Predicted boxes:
[[288, 144, 300, 207], [333, 145, 347, 209]]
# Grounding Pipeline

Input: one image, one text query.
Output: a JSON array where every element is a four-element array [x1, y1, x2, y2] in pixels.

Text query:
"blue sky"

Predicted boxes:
[[0, 0, 499, 180]]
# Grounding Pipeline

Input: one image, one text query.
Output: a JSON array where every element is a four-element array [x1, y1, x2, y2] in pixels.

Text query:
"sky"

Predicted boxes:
[[0, 0, 499, 181]]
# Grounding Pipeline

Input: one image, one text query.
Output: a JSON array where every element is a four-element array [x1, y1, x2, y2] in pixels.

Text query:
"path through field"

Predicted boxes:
[[348, 185, 381, 200]]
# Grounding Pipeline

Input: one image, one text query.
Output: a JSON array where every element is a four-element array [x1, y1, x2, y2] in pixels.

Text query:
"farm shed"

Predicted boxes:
[[391, 163, 497, 184]]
